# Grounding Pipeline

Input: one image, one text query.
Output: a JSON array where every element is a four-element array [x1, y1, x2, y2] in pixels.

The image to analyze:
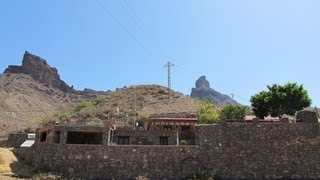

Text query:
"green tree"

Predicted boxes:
[[250, 83, 311, 119], [220, 105, 247, 121], [197, 100, 220, 124], [250, 91, 270, 119]]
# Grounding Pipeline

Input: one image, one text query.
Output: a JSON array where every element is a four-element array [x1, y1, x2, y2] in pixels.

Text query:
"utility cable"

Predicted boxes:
[[120, 0, 170, 59], [95, 0, 148, 53]]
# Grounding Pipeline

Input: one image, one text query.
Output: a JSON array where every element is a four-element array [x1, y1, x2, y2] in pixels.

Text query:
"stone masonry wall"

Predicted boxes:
[[33, 144, 200, 179], [32, 123, 320, 179], [0, 133, 28, 148], [113, 130, 177, 145], [196, 123, 320, 179]]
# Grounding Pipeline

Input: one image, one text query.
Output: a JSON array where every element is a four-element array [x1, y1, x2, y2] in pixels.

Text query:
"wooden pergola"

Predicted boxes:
[[147, 113, 198, 131]]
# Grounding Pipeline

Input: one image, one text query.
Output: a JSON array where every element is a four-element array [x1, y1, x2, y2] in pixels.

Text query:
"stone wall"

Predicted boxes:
[[33, 144, 200, 179], [32, 123, 320, 179], [196, 123, 320, 179], [113, 129, 177, 145], [0, 133, 28, 148]]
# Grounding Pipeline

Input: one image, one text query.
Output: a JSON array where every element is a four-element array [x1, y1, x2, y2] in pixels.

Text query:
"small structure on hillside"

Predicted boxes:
[[147, 112, 198, 144]]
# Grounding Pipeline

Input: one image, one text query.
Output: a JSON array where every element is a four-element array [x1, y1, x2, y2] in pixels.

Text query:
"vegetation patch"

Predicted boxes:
[[188, 168, 216, 180], [74, 101, 95, 112], [250, 82, 311, 119], [219, 105, 247, 122], [198, 100, 220, 124]]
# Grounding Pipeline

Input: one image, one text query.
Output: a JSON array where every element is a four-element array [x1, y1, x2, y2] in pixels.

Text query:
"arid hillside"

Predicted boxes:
[[0, 52, 104, 136], [44, 85, 200, 128], [0, 73, 86, 136], [0, 52, 200, 134]]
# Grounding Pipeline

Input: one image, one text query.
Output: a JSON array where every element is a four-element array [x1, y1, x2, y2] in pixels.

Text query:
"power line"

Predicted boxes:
[[120, 0, 169, 59], [95, 0, 147, 51]]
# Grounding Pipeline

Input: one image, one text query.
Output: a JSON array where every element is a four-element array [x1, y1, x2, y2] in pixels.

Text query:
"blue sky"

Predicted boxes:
[[1, 0, 320, 106]]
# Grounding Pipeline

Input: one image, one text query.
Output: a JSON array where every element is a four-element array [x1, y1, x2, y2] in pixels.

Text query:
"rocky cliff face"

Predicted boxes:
[[190, 76, 239, 107], [4, 51, 72, 92], [0, 51, 108, 135]]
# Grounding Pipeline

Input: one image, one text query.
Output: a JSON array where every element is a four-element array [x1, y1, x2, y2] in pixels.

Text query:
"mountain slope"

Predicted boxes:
[[0, 52, 103, 135], [45, 85, 200, 128], [0, 52, 200, 134]]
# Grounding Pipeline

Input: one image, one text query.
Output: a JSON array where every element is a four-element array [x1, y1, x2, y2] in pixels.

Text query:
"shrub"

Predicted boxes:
[[180, 140, 187, 145], [74, 101, 94, 112], [55, 111, 72, 120], [94, 96, 106, 106], [219, 105, 247, 122], [188, 168, 216, 180], [198, 100, 220, 124]]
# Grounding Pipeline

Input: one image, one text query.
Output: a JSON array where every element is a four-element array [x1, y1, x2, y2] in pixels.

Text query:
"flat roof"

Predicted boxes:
[[20, 140, 35, 147]]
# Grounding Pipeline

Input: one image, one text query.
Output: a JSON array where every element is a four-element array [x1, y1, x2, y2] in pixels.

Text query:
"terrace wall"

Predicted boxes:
[[32, 123, 320, 179]]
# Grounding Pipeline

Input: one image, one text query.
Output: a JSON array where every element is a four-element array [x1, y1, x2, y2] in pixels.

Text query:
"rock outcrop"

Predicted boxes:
[[4, 51, 71, 92], [190, 76, 239, 107]]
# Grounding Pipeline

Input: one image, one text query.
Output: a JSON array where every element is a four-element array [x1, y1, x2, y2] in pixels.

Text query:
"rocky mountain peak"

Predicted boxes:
[[4, 51, 72, 92], [195, 76, 210, 89], [191, 76, 240, 107]]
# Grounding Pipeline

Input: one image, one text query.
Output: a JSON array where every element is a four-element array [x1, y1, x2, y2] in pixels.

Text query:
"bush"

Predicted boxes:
[[219, 105, 247, 122], [180, 140, 187, 145], [188, 168, 216, 180], [74, 101, 94, 112], [198, 100, 220, 124], [94, 96, 106, 106], [55, 111, 72, 120]]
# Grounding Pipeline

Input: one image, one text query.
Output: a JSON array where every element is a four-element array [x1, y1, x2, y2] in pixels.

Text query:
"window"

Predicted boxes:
[[118, 136, 129, 145], [66, 131, 103, 145], [39, 131, 47, 142], [54, 131, 61, 144], [160, 136, 168, 145]]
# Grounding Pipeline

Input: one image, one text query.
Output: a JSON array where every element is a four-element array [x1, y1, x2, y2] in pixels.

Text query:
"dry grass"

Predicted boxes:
[[0, 148, 17, 173]]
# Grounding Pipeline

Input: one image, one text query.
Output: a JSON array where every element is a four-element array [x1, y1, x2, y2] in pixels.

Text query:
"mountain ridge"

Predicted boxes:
[[0, 51, 200, 135], [0, 51, 107, 135]]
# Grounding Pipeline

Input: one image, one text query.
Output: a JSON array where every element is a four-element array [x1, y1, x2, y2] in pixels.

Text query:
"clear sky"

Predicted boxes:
[[1, 0, 320, 106]]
